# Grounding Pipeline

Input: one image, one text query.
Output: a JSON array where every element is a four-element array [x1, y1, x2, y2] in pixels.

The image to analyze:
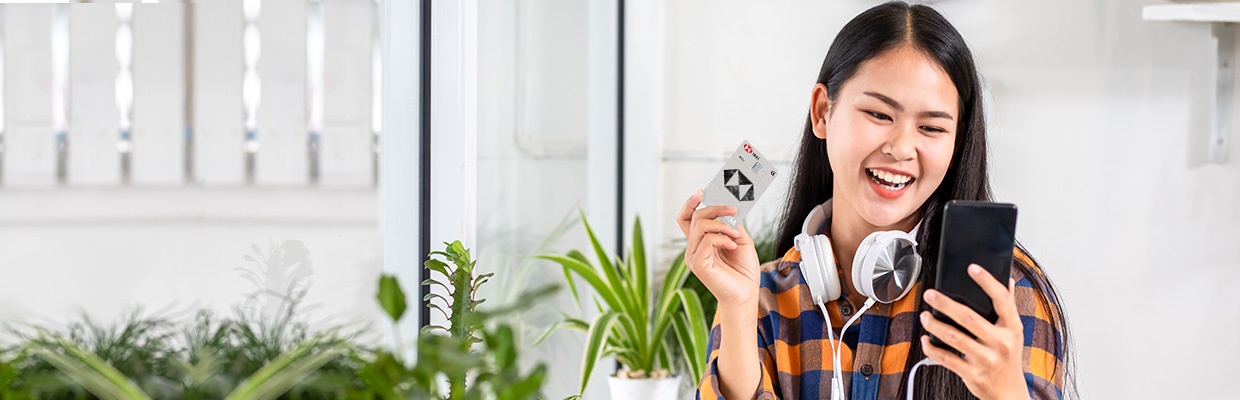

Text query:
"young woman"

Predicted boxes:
[[676, 2, 1073, 399]]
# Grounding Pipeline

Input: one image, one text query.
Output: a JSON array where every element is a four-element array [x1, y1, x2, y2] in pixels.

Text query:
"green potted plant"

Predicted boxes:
[[536, 212, 708, 400], [362, 240, 555, 400]]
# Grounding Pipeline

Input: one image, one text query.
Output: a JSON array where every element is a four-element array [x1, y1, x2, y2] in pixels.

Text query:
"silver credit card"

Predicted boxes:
[[700, 141, 779, 229]]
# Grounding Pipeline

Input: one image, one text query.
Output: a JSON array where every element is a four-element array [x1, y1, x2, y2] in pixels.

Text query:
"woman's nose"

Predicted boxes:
[[883, 126, 918, 161]]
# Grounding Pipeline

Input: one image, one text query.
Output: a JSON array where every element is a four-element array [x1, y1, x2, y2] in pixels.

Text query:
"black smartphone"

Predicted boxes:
[[928, 200, 1017, 354]]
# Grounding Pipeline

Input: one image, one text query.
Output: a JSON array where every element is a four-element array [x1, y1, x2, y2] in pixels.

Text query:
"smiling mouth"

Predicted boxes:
[[866, 168, 915, 191]]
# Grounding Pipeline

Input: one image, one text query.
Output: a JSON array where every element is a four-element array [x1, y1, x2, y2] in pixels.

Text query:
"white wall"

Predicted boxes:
[[0, 188, 384, 340], [0, 2, 386, 347], [644, 0, 1240, 398]]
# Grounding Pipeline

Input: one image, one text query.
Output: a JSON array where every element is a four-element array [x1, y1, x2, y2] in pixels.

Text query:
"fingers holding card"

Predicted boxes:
[[682, 141, 778, 307]]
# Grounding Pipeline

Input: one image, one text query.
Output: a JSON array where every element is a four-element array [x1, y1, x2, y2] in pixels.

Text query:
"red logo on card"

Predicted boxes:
[[743, 144, 753, 154]]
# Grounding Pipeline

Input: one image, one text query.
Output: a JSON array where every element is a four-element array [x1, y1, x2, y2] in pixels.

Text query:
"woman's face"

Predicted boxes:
[[811, 45, 959, 228]]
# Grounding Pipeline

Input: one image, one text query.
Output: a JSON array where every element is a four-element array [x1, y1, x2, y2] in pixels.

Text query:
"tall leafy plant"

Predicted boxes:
[[420, 241, 490, 344], [536, 212, 708, 397], [365, 240, 554, 400]]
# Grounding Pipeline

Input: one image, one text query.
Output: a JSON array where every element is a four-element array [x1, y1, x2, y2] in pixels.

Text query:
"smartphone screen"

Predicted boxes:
[[929, 200, 1017, 353]]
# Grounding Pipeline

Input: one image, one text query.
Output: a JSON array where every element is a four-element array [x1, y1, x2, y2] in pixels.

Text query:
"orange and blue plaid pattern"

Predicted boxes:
[[695, 247, 1064, 400]]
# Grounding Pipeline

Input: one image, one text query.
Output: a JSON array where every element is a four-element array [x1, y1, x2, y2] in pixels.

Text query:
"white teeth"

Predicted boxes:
[[868, 168, 913, 185]]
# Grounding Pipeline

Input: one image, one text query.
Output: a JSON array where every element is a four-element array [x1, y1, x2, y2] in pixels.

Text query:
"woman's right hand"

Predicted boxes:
[[676, 190, 762, 308]]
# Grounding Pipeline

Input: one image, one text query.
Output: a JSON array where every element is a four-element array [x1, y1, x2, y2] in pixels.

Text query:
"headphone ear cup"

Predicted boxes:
[[853, 231, 883, 299], [795, 233, 829, 304], [855, 230, 921, 303], [813, 235, 842, 301]]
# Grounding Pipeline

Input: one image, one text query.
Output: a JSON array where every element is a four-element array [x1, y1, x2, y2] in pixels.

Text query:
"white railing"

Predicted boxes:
[[0, 0, 380, 188]]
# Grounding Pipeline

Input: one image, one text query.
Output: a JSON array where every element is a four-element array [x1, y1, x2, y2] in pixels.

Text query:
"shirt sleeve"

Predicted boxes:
[[1011, 253, 1067, 400], [695, 307, 780, 400]]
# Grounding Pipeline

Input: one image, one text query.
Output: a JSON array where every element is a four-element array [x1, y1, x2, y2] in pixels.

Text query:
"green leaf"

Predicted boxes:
[[648, 254, 690, 373], [578, 211, 642, 325], [377, 275, 407, 322], [577, 209, 615, 282], [651, 254, 690, 342], [428, 303, 451, 321], [488, 325, 518, 369], [578, 312, 619, 395], [424, 258, 451, 279], [655, 254, 690, 325], [448, 240, 469, 262], [26, 338, 153, 400], [355, 350, 411, 399], [609, 312, 648, 371], [472, 272, 495, 287], [620, 249, 648, 369], [560, 264, 582, 313], [530, 318, 590, 347], [565, 249, 591, 268], [224, 338, 350, 400], [672, 294, 708, 387], [671, 314, 700, 385], [496, 364, 546, 400], [535, 255, 624, 312], [658, 342, 673, 371], [420, 325, 447, 335], [559, 250, 588, 313], [632, 216, 649, 319], [678, 288, 710, 358], [422, 278, 452, 294], [423, 292, 448, 304], [647, 299, 680, 377]]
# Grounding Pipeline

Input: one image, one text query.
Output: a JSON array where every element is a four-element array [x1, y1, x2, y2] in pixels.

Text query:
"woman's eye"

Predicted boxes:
[[920, 126, 945, 133], [867, 111, 891, 121]]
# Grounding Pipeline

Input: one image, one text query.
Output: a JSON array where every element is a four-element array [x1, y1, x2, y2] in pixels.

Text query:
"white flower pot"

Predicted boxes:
[[607, 375, 682, 400]]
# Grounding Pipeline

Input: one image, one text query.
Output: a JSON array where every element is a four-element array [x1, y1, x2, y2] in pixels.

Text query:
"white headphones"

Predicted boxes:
[[793, 199, 924, 399]]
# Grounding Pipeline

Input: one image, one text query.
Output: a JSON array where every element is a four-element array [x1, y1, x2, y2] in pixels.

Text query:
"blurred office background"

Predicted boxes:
[[0, 0, 1237, 399]]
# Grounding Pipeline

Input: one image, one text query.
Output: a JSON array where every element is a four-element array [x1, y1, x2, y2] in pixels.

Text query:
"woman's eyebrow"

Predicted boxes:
[[863, 91, 955, 121]]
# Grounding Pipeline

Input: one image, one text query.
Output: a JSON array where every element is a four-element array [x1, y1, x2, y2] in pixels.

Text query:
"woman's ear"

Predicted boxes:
[[810, 83, 831, 140]]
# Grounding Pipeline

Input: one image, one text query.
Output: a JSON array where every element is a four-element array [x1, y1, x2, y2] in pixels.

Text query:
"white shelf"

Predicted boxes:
[[1144, 2, 1237, 163], [1143, 2, 1240, 23]]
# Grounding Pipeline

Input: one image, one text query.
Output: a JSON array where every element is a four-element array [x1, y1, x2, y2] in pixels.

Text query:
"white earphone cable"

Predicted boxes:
[[834, 298, 876, 399], [818, 297, 877, 400], [815, 299, 842, 399], [905, 357, 940, 400]]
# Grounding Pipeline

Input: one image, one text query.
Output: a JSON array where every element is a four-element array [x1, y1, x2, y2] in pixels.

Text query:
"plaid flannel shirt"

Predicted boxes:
[[695, 245, 1065, 400]]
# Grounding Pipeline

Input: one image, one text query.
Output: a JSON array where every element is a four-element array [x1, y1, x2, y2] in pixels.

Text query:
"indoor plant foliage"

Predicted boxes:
[[0, 241, 552, 400], [367, 240, 555, 400], [536, 212, 709, 398], [0, 307, 354, 400]]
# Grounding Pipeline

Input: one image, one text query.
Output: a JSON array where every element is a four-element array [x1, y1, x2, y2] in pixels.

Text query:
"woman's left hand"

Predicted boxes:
[[919, 264, 1030, 400]]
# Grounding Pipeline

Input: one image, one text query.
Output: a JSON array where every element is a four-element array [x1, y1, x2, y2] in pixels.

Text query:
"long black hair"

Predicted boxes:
[[773, 2, 1076, 399]]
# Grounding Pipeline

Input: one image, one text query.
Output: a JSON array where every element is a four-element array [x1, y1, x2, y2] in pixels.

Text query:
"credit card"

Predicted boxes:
[[700, 141, 779, 229]]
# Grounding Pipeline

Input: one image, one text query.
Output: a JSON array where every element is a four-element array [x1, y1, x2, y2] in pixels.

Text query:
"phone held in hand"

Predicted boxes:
[[928, 200, 1017, 354]]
